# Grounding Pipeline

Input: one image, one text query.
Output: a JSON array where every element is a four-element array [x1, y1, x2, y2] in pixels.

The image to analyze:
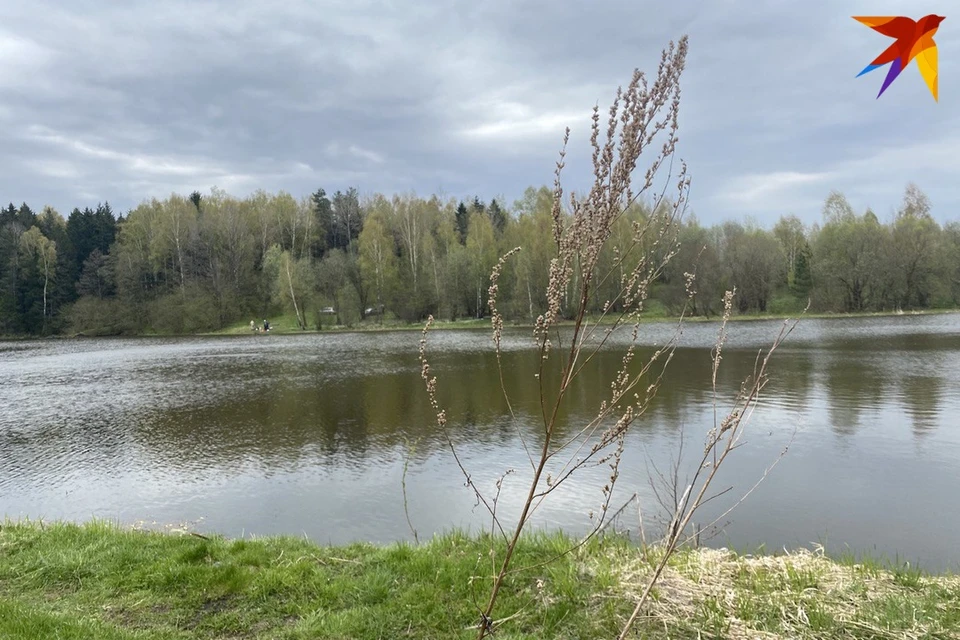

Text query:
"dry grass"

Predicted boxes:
[[595, 544, 960, 639]]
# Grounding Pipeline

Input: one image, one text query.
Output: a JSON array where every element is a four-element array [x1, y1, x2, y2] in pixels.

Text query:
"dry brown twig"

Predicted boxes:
[[418, 32, 799, 639], [617, 298, 804, 639], [419, 34, 694, 639], [400, 436, 420, 545]]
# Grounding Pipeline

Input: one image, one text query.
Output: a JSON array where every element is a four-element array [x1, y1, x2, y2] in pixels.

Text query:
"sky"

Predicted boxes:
[[0, 0, 957, 226]]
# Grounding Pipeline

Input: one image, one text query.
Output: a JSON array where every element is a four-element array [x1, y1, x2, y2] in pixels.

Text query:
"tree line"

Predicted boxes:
[[1, 181, 957, 336]]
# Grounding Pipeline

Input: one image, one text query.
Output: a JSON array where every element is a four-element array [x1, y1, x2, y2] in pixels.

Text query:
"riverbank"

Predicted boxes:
[[206, 307, 960, 337], [5, 307, 956, 340], [1, 521, 956, 639]]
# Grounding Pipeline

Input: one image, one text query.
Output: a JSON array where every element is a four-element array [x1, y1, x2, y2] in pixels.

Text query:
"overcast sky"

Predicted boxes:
[[0, 0, 956, 226]]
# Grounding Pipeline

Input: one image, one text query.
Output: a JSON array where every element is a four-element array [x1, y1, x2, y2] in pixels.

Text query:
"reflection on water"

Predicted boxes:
[[2, 313, 960, 570]]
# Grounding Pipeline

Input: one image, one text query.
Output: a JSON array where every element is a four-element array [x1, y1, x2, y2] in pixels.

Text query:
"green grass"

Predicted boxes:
[[206, 307, 960, 338], [0, 521, 632, 639], [6, 305, 960, 341], [208, 313, 493, 336], [1, 521, 958, 639]]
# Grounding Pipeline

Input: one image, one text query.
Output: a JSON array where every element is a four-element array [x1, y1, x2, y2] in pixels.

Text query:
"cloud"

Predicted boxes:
[[23, 125, 221, 177], [323, 143, 385, 165], [0, 30, 56, 87], [23, 159, 82, 181], [0, 0, 956, 225], [457, 105, 589, 143], [716, 171, 838, 208]]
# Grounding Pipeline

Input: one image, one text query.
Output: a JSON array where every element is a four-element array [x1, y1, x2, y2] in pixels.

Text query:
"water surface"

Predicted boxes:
[[2, 314, 960, 571]]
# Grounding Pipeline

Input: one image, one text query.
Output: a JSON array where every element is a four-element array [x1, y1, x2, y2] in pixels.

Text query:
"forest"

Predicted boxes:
[[1, 181, 958, 336]]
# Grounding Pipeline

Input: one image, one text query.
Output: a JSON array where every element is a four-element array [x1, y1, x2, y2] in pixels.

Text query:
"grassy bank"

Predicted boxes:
[[206, 307, 960, 337], [11, 307, 954, 340], [209, 314, 493, 336], [1, 521, 957, 639]]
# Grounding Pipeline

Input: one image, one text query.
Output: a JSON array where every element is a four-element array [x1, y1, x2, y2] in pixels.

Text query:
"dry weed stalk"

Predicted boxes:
[[617, 294, 803, 638], [420, 35, 692, 638], [419, 33, 796, 639], [400, 436, 421, 545]]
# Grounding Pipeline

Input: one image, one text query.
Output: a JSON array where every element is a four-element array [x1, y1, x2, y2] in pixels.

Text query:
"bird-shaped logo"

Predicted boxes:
[[853, 14, 945, 101]]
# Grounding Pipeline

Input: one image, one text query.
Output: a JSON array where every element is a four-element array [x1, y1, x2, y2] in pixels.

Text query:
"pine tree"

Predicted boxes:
[[455, 201, 470, 245], [17, 203, 36, 229], [311, 188, 333, 257], [791, 241, 813, 298], [488, 199, 506, 235], [471, 196, 485, 215]]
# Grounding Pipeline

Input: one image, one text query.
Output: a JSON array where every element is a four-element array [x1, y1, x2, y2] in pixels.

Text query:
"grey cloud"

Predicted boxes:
[[0, 0, 957, 225]]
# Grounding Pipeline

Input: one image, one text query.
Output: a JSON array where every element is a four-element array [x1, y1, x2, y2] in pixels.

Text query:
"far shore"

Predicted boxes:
[[99, 305, 960, 337], [3, 307, 958, 341]]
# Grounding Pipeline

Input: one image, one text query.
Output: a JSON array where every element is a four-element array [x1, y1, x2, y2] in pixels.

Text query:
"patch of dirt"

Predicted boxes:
[[102, 602, 172, 630], [182, 594, 235, 630]]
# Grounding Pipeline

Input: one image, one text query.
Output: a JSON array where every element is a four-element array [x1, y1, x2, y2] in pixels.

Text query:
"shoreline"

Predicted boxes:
[[203, 306, 960, 337], [6, 307, 958, 341], [1, 520, 957, 639]]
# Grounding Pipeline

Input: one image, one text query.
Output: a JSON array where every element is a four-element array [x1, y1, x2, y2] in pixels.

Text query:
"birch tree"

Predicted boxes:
[[358, 211, 398, 323], [19, 226, 57, 326]]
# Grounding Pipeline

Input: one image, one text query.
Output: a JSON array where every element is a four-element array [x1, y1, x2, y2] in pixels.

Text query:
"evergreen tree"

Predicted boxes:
[[93, 203, 117, 256], [488, 199, 507, 235], [791, 241, 813, 298], [17, 203, 37, 229], [0, 205, 25, 333], [471, 196, 485, 215], [76, 249, 115, 299], [311, 188, 333, 256], [1, 204, 17, 227], [455, 201, 470, 245], [328, 188, 363, 252]]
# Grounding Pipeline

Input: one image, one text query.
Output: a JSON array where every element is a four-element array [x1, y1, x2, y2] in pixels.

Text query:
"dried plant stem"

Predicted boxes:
[[400, 436, 420, 545], [410, 35, 796, 640], [617, 306, 803, 639], [596, 492, 638, 536], [479, 36, 689, 635]]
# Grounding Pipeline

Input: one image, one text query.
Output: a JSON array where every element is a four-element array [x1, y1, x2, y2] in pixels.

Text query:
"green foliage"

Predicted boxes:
[[265, 245, 316, 330], [358, 211, 398, 324], [767, 293, 806, 315], [660, 218, 722, 316], [488, 198, 507, 236], [65, 296, 127, 335], [328, 188, 362, 252], [1, 183, 957, 336], [720, 222, 786, 313], [813, 204, 888, 312], [18, 226, 59, 333], [791, 242, 813, 298], [465, 209, 497, 318], [454, 201, 470, 245], [66, 204, 118, 289]]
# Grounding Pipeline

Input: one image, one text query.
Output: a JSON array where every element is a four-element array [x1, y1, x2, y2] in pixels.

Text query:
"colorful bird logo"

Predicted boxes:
[[853, 14, 945, 101]]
